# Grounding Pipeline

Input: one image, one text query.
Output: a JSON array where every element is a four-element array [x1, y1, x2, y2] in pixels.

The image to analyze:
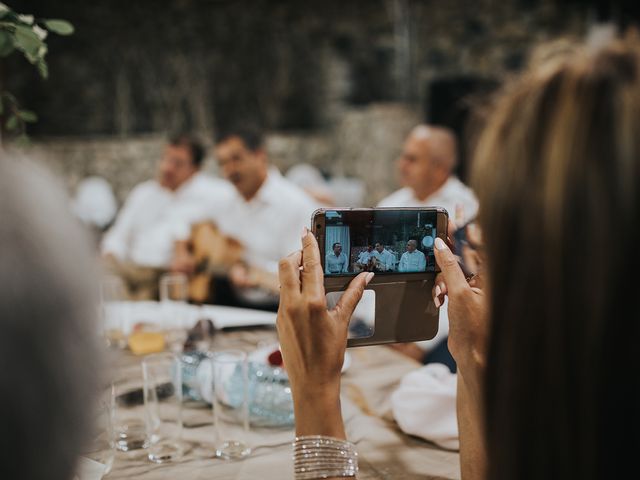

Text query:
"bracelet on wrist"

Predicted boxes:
[[293, 435, 358, 479]]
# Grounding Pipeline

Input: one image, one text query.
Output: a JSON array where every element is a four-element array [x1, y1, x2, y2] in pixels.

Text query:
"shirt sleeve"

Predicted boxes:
[[398, 253, 407, 272], [419, 251, 427, 271], [101, 185, 146, 260], [342, 253, 349, 272]]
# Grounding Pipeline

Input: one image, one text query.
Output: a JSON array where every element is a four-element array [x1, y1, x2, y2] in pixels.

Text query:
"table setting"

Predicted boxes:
[[82, 272, 460, 480]]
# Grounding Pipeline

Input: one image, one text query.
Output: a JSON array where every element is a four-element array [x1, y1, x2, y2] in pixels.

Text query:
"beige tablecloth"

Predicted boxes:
[[105, 327, 460, 479]]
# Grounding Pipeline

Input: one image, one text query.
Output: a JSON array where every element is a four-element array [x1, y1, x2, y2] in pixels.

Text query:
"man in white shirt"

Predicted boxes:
[[210, 126, 319, 305], [325, 243, 349, 274], [380, 124, 475, 370], [397, 240, 427, 272], [102, 134, 233, 299], [355, 245, 374, 272], [371, 242, 396, 272], [378, 124, 478, 224]]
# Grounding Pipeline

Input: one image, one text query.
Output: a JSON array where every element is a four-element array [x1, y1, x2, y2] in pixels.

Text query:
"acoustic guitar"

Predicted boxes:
[[188, 222, 280, 303]]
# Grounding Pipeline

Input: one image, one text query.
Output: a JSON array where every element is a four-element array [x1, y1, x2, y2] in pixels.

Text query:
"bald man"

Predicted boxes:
[[378, 125, 478, 224], [380, 125, 476, 371]]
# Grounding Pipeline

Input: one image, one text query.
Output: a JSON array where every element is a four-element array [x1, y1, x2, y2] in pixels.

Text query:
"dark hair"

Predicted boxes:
[[215, 124, 264, 152], [168, 133, 206, 167], [332, 243, 341, 249], [0, 159, 100, 480], [472, 38, 640, 479]]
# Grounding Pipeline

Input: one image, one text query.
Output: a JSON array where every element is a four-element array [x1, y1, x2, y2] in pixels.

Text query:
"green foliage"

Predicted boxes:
[[0, 2, 73, 138]]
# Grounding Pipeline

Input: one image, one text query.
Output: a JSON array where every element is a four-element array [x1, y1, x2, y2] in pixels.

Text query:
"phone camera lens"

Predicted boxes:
[[316, 224, 322, 229]]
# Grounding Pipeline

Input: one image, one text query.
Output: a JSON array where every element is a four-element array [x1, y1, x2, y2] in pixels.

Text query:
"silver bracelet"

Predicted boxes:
[[293, 435, 358, 479]]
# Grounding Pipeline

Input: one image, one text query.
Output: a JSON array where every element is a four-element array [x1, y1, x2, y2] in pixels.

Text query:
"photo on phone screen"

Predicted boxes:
[[323, 209, 440, 275]]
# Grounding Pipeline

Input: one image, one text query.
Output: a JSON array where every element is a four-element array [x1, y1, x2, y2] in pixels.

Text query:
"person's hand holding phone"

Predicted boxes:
[[276, 228, 373, 438], [432, 237, 487, 377]]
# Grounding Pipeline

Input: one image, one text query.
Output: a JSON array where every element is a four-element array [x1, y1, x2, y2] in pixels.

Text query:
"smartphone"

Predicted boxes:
[[312, 207, 449, 347], [312, 207, 449, 277]]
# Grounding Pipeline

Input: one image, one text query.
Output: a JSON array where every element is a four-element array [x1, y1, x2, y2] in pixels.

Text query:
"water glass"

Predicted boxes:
[[100, 274, 127, 349], [77, 385, 116, 476], [212, 349, 251, 460], [142, 353, 184, 463], [113, 365, 149, 452], [159, 273, 190, 352]]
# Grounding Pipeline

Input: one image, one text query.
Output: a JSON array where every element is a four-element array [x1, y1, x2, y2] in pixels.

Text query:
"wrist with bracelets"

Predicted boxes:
[[293, 435, 358, 479]]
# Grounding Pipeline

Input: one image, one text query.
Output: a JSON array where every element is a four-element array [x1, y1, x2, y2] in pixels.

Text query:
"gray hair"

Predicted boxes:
[[0, 157, 101, 480]]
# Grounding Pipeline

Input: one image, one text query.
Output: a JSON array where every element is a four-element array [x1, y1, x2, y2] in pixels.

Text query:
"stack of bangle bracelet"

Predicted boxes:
[[293, 435, 358, 479]]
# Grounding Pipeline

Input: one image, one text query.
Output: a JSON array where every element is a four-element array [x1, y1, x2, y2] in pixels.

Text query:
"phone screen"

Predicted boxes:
[[322, 209, 441, 275]]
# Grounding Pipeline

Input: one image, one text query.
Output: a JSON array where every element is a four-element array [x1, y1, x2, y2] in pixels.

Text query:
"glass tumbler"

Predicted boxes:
[[142, 352, 184, 463], [159, 273, 190, 353], [212, 349, 251, 460]]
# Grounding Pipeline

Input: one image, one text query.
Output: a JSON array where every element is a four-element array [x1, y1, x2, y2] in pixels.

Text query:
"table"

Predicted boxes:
[[105, 325, 460, 479]]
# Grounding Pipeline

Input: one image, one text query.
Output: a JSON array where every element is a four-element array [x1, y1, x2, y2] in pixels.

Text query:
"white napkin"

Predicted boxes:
[[390, 363, 459, 450], [73, 457, 107, 480]]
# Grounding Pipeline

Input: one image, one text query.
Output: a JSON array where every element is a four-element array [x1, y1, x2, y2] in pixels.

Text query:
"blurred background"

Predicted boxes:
[[3, 0, 639, 206]]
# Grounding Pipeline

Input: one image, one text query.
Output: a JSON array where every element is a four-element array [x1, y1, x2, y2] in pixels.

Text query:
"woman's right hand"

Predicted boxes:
[[277, 229, 372, 438]]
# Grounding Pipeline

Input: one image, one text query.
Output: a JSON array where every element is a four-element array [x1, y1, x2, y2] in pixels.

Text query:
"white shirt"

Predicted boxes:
[[214, 168, 319, 274], [101, 173, 233, 268], [398, 249, 426, 272], [377, 176, 479, 224], [372, 248, 395, 271], [326, 252, 349, 273], [357, 250, 374, 264]]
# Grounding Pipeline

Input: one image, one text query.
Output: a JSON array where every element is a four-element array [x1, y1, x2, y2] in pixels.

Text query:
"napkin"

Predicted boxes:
[[390, 363, 459, 450], [73, 457, 107, 480]]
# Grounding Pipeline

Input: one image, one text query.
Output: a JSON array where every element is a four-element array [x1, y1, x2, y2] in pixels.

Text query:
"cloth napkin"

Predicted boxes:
[[390, 363, 459, 450], [73, 457, 107, 480]]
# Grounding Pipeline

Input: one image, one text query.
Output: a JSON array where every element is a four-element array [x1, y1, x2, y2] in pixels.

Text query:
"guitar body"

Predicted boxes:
[[188, 222, 244, 303], [187, 222, 280, 304]]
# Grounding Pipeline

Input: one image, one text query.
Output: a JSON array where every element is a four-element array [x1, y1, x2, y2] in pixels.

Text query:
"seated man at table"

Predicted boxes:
[[354, 245, 375, 272], [378, 124, 478, 223], [209, 125, 319, 307], [371, 242, 396, 272], [398, 240, 426, 272], [102, 134, 233, 299], [326, 242, 349, 274]]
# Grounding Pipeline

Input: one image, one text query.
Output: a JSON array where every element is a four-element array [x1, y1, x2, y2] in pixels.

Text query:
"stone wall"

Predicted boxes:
[[9, 0, 593, 208], [22, 102, 420, 207]]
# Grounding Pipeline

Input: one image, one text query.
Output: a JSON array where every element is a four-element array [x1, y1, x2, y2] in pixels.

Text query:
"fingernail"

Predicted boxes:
[[435, 285, 441, 297], [365, 272, 374, 285], [435, 237, 448, 250], [434, 296, 441, 308], [301, 227, 308, 239]]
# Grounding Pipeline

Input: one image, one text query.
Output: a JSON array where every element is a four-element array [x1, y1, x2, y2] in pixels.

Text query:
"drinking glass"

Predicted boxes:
[[100, 274, 127, 349], [77, 385, 116, 476], [212, 349, 251, 460], [113, 364, 149, 452], [159, 273, 190, 353], [142, 353, 184, 463]]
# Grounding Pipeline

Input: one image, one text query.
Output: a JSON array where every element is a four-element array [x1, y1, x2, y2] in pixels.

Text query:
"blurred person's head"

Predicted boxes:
[[158, 133, 205, 191], [367, 245, 373, 252], [215, 125, 268, 201], [472, 37, 640, 479], [406, 239, 417, 252], [332, 243, 342, 255], [375, 242, 384, 253], [0, 158, 100, 480], [397, 125, 457, 200]]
